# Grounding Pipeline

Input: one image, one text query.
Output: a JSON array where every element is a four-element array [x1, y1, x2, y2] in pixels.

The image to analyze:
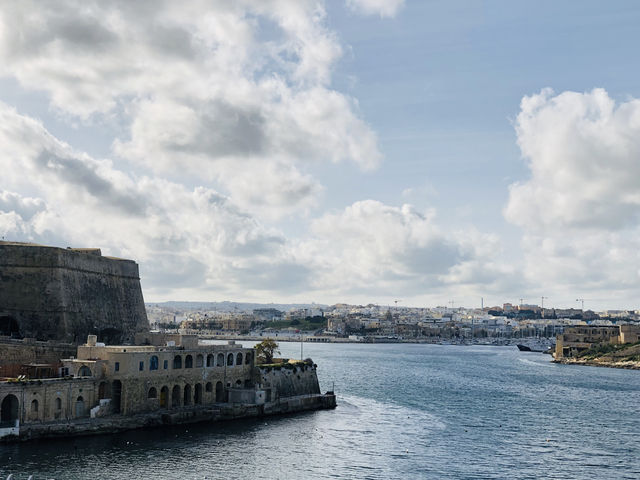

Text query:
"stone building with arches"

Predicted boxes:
[[1, 333, 314, 439]]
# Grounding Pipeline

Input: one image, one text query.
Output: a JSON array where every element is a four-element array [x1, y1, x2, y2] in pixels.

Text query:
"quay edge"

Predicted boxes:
[[1, 392, 337, 443]]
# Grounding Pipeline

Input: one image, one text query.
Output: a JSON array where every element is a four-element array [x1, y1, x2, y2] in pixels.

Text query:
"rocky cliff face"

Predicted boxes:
[[0, 242, 149, 344]]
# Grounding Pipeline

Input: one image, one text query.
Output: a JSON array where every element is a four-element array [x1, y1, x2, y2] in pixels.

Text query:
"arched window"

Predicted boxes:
[[150, 356, 159, 371], [217, 353, 225, 366], [227, 353, 234, 366], [55, 397, 62, 410], [148, 387, 157, 399], [206, 354, 214, 367], [78, 366, 92, 377], [205, 382, 212, 392], [1, 394, 19, 424], [185, 355, 193, 368], [173, 355, 182, 369], [31, 399, 38, 412], [172, 385, 181, 407], [160, 386, 169, 408], [245, 352, 252, 365], [215, 381, 224, 402], [196, 354, 203, 367], [112, 380, 122, 414], [194, 384, 203, 405], [236, 353, 243, 366], [183, 384, 192, 406]]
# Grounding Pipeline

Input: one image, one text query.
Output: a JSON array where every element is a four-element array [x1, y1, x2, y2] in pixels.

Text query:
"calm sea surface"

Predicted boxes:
[[1, 343, 639, 479]]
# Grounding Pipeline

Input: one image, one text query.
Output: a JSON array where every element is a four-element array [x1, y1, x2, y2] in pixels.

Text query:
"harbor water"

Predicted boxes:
[[1, 343, 639, 479]]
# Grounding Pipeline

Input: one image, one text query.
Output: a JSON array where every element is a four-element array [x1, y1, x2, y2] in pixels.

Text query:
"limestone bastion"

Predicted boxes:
[[0, 241, 149, 344]]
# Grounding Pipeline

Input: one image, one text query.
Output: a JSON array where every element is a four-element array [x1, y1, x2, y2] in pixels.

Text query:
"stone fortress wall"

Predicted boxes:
[[257, 361, 321, 399], [0, 241, 149, 345]]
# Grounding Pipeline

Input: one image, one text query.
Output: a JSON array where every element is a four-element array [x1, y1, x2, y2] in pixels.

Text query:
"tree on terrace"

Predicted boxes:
[[255, 338, 280, 364]]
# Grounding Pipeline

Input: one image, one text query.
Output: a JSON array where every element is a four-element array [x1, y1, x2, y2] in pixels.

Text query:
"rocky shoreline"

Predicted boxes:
[[554, 343, 640, 370], [554, 357, 640, 370]]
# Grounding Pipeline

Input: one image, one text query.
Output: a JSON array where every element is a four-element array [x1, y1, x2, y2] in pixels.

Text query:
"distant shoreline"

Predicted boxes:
[[197, 334, 528, 347]]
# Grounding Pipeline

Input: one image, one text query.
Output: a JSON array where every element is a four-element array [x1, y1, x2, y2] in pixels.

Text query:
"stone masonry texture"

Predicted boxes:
[[0, 242, 149, 344]]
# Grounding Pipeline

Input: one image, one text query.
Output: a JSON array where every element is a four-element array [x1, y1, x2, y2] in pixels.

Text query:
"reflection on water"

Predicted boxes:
[[1, 343, 639, 479]]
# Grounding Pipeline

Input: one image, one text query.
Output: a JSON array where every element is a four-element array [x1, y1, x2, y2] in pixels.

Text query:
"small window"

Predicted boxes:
[[164, 360, 168, 370], [139, 361, 144, 371], [227, 353, 234, 366], [115, 362, 120, 372], [150, 355, 159, 371], [205, 382, 212, 392], [55, 397, 62, 410], [31, 399, 39, 412], [185, 355, 193, 368]]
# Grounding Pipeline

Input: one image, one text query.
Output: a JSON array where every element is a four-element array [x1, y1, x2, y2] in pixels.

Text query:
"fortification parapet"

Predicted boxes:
[[0, 241, 149, 345]]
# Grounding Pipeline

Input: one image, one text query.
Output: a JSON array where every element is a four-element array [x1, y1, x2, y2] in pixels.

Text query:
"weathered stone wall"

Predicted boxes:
[[0, 242, 149, 344], [0, 377, 98, 425], [257, 361, 321, 399], [0, 338, 76, 371], [5, 391, 337, 442]]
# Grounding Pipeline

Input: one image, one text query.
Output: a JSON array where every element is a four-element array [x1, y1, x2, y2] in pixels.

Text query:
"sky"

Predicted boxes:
[[2, 0, 640, 310]]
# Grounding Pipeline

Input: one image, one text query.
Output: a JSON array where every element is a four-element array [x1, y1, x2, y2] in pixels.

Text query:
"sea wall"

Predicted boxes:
[[256, 360, 321, 399], [4, 392, 337, 442], [0, 242, 149, 344]]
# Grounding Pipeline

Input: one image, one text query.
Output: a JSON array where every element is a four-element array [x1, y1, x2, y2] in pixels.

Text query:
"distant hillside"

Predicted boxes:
[[145, 301, 328, 313]]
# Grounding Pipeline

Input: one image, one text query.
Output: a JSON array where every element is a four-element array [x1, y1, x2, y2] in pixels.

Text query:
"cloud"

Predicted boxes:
[[0, 191, 46, 221], [505, 88, 640, 231], [296, 200, 507, 297], [0, 1, 509, 305], [0, 103, 307, 298], [504, 88, 640, 305], [0, 0, 381, 216], [0, 105, 506, 303], [345, 0, 405, 17]]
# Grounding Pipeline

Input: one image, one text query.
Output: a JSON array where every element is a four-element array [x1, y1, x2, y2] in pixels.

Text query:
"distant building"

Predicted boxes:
[[253, 308, 284, 322]]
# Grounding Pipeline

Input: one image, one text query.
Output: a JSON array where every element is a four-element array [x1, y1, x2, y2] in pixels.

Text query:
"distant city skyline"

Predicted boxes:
[[2, 1, 640, 310]]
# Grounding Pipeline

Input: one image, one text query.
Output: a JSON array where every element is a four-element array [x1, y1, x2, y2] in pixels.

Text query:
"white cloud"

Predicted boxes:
[[505, 88, 640, 305], [0, 104, 505, 302], [0, 1, 510, 305], [0, 0, 381, 217], [346, 0, 405, 17], [505, 88, 640, 231], [0, 103, 307, 298], [296, 200, 508, 298]]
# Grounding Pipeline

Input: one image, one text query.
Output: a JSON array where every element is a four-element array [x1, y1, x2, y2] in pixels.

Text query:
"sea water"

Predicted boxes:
[[1, 343, 639, 479]]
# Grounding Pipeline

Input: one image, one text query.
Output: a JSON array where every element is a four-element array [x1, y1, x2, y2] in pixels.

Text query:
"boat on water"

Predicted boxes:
[[516, 339, 555, 353]]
